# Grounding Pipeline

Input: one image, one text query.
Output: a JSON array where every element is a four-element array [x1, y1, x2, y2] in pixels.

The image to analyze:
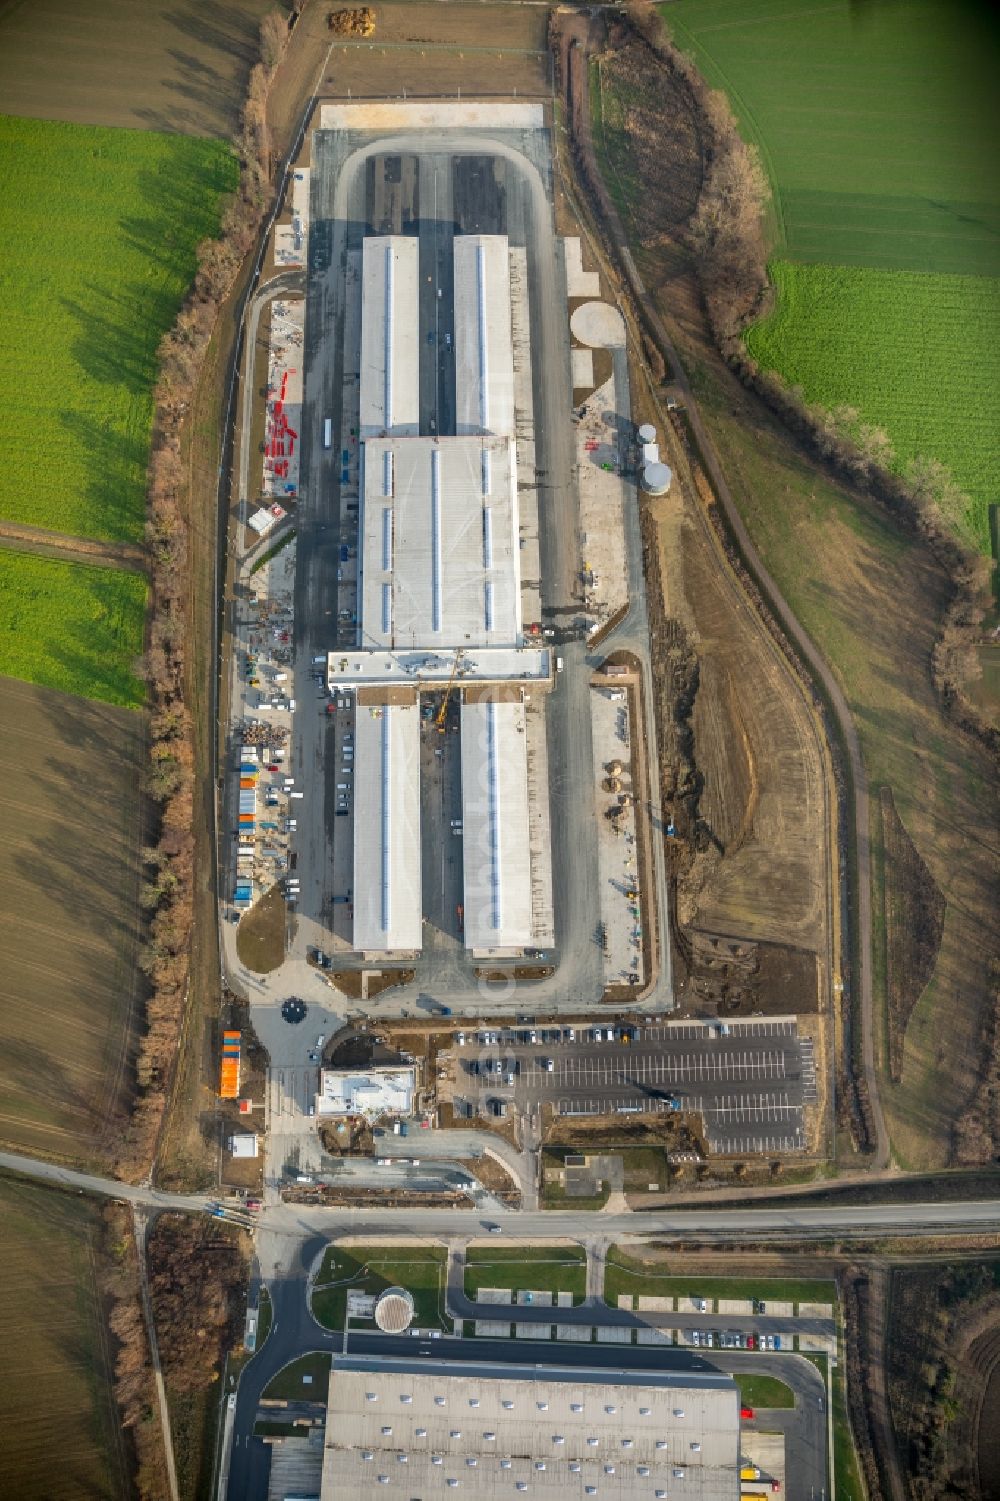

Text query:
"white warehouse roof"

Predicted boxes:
[[352, 701, 422, 952], [454, 234, 515, 437], [361, 436, 522, 651], [460, 696, 533, 952], [360, 236, 419, 438], [321, 1357, 740, 1501]]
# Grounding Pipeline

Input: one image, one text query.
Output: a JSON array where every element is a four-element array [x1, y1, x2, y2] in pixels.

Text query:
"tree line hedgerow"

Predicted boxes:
[[115, 6, 293, 1180]]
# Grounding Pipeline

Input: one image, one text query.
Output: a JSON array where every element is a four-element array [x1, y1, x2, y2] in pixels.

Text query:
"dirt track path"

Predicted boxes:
[[0, 519, 146, 572], [557, 12, 888, 1171]]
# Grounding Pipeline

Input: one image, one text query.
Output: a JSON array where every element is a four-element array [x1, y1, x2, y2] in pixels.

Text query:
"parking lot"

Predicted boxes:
[[448, 1017, 809, 1154]]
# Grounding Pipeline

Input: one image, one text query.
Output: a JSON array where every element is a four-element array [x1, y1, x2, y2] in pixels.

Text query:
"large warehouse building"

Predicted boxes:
[[360, 434, 522, 652], [352, 699, 422, 953], [340, 232, 548, 956], [320, 1353, 741, 1499], [455, 234, 516, 438], [460, 696, 533, 951], [360, 236, 419, 438]]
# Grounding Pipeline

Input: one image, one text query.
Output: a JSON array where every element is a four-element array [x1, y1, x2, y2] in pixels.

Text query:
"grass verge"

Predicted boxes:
[[465, 1246, 586, 1304], [249, 529, 296, 575], [311, 1245, 449, 1333], [604, 1249, 834, 1309], [256, 1287, 272, 1348], [734, 1373, 794, 1409], [541, 1182, 611, 1211], [800, 1351, 865, 1501], [263, 1352, 331, 1402]]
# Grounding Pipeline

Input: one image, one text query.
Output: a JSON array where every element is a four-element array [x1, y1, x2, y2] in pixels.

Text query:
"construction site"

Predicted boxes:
[[216, 14, 833, 1185]]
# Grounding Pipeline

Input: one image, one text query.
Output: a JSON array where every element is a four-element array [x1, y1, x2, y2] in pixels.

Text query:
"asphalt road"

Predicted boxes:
[[5, 1151, 1000, 1241]]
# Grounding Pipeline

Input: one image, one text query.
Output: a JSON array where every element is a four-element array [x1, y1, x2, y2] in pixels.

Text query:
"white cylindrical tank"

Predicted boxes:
[[642, 461, 672, 496], [375, 1287, 415, 1333], [637, 422, 656, 444]]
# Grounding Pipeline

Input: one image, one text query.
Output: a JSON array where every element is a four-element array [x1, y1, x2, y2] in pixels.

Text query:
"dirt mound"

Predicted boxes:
[[328, 7, 375, 37]]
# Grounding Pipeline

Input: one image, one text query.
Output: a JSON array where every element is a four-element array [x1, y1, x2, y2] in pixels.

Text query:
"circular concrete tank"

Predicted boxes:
[[637, 422, 657, 444], [642, 461, 672, 496], [374, 1287, 415, 1333]]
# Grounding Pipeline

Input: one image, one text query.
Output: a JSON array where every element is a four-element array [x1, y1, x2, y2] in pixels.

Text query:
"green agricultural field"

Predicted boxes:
[[663, 0, 1000, 275], [662, 0, 1000, 551], [0, 114, 236, 541], [745, 263, 1000, 548], [0, 551, 146, 707], [0, 1179, 128, 1500]]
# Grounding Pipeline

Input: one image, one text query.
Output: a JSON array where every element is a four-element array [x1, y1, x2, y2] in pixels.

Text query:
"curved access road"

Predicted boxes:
[[559, 18, 887, 1169]]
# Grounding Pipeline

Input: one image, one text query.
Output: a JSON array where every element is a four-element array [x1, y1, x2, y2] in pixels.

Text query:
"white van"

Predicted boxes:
[[323, 417, 333, 448]]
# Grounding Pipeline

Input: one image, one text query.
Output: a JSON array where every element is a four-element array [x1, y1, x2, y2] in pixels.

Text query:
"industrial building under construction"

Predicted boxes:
[[331, 233, 553, 958]]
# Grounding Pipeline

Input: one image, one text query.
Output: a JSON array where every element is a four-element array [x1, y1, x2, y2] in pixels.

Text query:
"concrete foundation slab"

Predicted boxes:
[[597, 1325, 634, 1343]]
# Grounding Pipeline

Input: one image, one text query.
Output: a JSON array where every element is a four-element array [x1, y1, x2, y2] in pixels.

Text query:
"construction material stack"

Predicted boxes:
[[236, 745, 258, 909], [219, 1030, 241, 1099]]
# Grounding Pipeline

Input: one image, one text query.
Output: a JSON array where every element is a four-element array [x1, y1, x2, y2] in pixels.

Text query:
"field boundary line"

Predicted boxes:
[[133, 1207, 180, 1501], [0, 521, 146, 572], [87, 1234, 132, 1501]]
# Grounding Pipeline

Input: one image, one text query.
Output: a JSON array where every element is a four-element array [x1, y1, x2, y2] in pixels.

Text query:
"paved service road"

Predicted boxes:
[[4, 1152, 1000, 1241]]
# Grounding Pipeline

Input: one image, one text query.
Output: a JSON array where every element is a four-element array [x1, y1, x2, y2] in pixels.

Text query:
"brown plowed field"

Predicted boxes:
[[318, 2, 550, 100], [0, 677, 144, 1163], [0, 0, 272, 136], [0, 1179, 128, 1499]]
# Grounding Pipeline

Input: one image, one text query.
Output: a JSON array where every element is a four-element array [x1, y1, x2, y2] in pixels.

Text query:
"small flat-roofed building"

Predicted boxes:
[[320, 1353, 740, 1499], [361, 435, 521, 652], [352, 701, 422, 953], [317, 1067, 415, 1119], [360, 236, 419, 438], [454, 234, 515, 438], [460, 696, 533, 952]]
